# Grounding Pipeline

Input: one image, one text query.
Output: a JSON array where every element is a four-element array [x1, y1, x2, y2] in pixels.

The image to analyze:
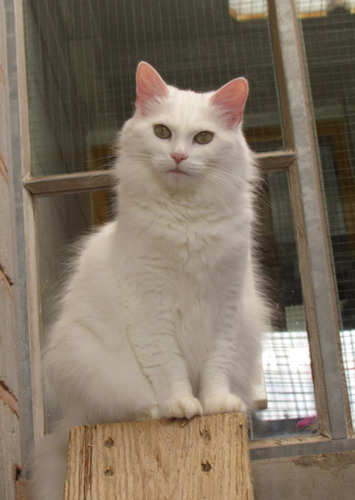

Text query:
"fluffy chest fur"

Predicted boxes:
[[114, 209, 252, 394]]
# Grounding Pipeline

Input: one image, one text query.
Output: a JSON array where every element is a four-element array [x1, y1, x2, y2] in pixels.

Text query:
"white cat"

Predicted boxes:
[[32, 62, 268, 499]]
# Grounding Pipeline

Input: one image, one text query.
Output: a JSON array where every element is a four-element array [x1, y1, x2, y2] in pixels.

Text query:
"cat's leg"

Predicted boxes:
[[131, 335, 203, 419], [127, 308, 202, 419], [200, 331, 249, 415], [200, 278, 262, 415]]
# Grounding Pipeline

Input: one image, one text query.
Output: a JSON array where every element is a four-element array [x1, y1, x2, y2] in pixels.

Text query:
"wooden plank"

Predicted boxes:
[[64, 414, 254, 500], [0, 380, 19, 418], [23, 152, 295, 197], [0, 404, 22, 500], [256, 151, 296, 172], [0, 174, 14, 281], [0, 3, 24, 497], [12, 0, 47, 442], [23, 170, 116, 196], [252, 451, 355, 500], [0, 245, 19, 407], [15, 480, 34, 500], [22, 187, 45, 441]]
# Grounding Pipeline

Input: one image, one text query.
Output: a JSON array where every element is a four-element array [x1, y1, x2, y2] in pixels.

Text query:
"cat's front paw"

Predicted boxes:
[[148, 404, 162, 420], [162, 396, 203, 420], [202, 392, 247, 415]]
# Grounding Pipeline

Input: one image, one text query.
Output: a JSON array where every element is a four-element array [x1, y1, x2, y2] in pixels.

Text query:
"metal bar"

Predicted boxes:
[[23, 152, 296, 197], [269, 0, 350, 439], [268, 0, 331, 437]]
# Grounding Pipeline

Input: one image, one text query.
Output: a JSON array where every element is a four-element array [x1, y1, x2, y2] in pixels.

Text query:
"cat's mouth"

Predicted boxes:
[[168, 167, 189, 176]]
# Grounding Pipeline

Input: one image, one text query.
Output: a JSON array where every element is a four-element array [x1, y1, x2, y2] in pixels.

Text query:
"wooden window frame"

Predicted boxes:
[[10, 0, 355, 467]]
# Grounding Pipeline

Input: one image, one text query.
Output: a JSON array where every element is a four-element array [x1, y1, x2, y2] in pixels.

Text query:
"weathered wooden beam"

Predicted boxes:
[[64, 413, 254, 500], [23, 152, 296, 197], [23, 170, 116, 197]]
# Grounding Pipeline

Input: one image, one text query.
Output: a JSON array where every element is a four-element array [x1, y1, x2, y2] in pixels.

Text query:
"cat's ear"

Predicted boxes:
[[136, 62, 169, 114], [210, 78, 249, 127]]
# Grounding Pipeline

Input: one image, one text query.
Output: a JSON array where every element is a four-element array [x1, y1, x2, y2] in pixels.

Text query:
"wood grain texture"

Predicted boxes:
[[64, 414, 254, 500], [1, 2, 29, 494], [15, 480, 34, 500], [22, 152, 296, 197], [0, 380, 19, 418], [0, 404, 22, 500]]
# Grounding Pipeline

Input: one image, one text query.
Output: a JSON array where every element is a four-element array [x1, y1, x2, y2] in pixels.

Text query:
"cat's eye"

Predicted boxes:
[[194, 131, 214, 145], [154, 124, 172, 139]]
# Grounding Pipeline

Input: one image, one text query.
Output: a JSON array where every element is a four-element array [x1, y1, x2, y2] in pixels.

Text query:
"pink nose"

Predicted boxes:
[[171, 152, 188, 165]]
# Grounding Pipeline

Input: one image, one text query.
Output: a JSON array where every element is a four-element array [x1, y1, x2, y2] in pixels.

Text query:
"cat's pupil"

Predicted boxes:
[[194, 131, 214, 145], [154, 124, 172, 139]]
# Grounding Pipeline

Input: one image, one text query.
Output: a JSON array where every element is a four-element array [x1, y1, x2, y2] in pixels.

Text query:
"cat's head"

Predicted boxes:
[[118, 62, 254, 204]]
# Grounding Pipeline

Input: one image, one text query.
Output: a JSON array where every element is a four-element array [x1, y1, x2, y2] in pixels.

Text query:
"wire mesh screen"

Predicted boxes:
[[296, 0, 355, 427], [23, 0, 322, 439], [23, 0, 283, 177], [251, 171, 317, 439]]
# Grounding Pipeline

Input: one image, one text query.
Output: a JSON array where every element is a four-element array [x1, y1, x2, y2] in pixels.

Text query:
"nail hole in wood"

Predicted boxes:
[[200, 428, 211, 443], [201, 460, 212, 472], [104, 437, 114, 448], [104, 467, 114, 476]]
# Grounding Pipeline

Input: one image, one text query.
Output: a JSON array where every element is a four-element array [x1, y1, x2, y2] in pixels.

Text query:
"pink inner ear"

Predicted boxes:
[[136, 62, 169, 114], [210, 78, 249, 127]]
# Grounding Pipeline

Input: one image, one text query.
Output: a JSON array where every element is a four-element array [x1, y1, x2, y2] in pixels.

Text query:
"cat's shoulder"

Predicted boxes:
[[75, 220, 117, 266]]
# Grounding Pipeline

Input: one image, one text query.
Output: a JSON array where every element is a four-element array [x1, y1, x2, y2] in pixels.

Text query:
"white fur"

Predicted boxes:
[[32, 71, 268, 499]]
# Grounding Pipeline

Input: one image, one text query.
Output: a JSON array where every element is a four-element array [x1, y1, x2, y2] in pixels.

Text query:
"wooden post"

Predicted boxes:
[[64, 413, 254, 500]]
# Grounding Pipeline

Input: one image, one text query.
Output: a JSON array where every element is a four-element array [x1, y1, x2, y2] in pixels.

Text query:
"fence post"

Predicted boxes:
[[64, 413, 254, 499]]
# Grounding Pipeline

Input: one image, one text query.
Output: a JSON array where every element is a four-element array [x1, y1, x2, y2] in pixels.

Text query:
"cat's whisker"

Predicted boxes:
[[205, 162, 223, 169], [206, 167, 245, 189], [205, 170, 236, 187], [130, 153, 154, 159]]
